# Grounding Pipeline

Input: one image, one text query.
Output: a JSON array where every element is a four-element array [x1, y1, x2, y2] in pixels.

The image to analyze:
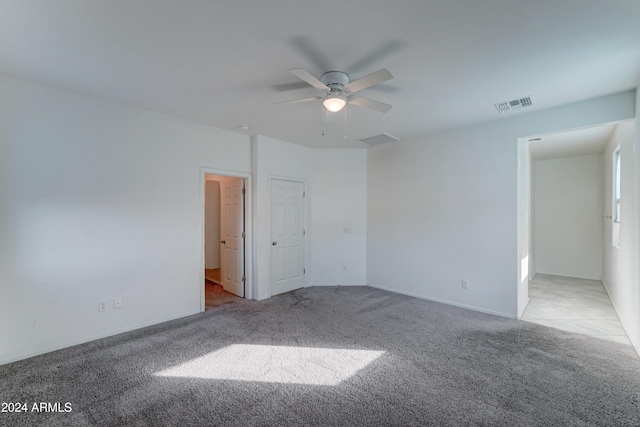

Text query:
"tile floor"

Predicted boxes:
[[521, 273, 631, 345]]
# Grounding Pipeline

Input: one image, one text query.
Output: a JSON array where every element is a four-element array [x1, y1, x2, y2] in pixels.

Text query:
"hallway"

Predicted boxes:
[[522, 274, 631, 345]]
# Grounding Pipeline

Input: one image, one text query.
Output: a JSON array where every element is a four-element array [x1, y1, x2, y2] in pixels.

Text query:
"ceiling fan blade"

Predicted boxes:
[[273, 96, 321, 105], [289, 69, 329, 91], [344, 69, 393, 93], [347, 40, 405, 74], [272, 81, 314, 92], [289, 36, 334, 72], [348, 96, 392, 113]]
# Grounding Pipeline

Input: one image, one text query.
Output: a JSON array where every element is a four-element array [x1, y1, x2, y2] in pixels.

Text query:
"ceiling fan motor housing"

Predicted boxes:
[[320, 71, 350, 88]]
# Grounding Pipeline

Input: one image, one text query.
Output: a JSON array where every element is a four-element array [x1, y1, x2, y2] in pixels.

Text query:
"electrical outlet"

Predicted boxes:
[[98, 301, 107, 312], [114, 297, 122, 309], [461, 280, 469, 289]]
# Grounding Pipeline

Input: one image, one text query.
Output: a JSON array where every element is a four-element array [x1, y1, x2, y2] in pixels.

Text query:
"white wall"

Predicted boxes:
[[251, 135, 313, 300], [0, 74, 369, 364], [602, 120, 638, 348], [636, 90, 640, 353], [250, 139, 369, 297], [529, 156, 537, 278], [533, 153, 603, 280], [517, 137, 531, 316], [368, 127, 519, 317], [0, 74, 251, 365], [368, 91, 636, 318], [310, 149, 367, 286]]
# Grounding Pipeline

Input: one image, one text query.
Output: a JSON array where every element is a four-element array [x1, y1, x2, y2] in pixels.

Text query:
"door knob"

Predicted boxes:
[[221, 240, 226, 244], [272, 241, 277, 246]]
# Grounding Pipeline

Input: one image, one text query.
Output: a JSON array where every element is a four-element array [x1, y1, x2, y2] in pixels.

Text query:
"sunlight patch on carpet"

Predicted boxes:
[[155, 344, 385, 385]]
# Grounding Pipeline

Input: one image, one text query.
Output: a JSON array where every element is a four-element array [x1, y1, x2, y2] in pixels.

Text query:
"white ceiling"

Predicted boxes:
[[1, 0, 639, 148], [528, 123, 618, 161]]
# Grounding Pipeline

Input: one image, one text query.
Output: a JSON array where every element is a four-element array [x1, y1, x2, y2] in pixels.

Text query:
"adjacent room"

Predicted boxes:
[[521, 121, 636, 345], [1, 1, 639, 425]]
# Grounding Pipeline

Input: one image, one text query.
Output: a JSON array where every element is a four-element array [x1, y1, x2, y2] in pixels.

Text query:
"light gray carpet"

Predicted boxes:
[[1, 286, 639, 426]]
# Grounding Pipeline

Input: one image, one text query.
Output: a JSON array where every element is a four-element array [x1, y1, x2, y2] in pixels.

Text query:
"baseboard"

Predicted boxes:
[[368, 283, 516, 319], [534, 271, 602, 281], [309, 283, 365, 287], [1, 309, 201, 366]]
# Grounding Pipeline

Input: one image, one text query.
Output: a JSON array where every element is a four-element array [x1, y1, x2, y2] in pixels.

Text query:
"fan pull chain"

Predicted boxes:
[[344, 104, 348, 139], [321, 103, 326, 136]]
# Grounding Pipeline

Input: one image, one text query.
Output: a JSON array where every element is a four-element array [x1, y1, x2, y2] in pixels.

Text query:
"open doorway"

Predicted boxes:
[[518, 122, 635, 345], [202, 171, 250, 310]]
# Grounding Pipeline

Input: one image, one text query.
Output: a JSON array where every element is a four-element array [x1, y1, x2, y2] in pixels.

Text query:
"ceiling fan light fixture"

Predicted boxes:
[[279, 67, 393, 114], [322, 94, 347, 112]]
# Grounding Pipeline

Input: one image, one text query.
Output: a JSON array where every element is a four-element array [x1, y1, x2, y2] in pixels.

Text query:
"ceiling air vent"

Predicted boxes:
[[495, 95, 536, 113], [359, 132, 400, 146]]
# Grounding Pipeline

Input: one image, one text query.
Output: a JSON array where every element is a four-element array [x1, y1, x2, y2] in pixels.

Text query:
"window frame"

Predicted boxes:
[[613, 146, 621, 224]]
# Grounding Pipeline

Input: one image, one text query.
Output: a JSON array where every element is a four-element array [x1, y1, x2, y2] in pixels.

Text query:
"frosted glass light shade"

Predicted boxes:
[[322, 95, 347, 112]]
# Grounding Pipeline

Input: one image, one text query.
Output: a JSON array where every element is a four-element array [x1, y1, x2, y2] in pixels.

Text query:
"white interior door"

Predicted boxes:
[[271, 179, 305, 296], [220, 177, 244, 297]]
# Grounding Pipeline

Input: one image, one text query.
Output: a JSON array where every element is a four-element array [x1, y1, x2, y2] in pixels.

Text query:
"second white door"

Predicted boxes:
[[220, 177, 244, 297], [271, 179, 305, 296]]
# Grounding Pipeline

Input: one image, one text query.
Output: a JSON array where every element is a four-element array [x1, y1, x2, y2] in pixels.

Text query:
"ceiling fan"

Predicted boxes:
[[275, 68, 393, 113]]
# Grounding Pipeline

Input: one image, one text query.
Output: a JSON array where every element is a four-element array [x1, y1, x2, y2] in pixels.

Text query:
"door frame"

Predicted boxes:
[[200, 168, 253, 311], [269, 176, 307, 297]]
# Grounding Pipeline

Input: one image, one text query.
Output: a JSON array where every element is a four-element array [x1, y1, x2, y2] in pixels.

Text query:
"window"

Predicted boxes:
[[613, 147, 621, 223]]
